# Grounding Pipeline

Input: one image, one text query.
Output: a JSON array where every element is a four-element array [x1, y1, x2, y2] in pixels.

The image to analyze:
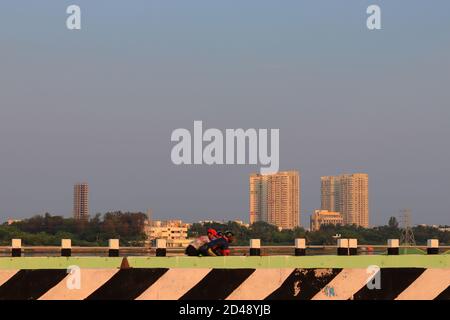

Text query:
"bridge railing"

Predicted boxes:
[[0, 238, 448, 257]]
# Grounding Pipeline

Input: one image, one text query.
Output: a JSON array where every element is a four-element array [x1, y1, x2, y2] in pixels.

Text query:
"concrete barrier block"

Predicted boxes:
[[250, 239, 261, 256], [294, 238, 306, 256], [12, 239, 22, 248], [387, 239, 400, 255], [427, 239, 439, 255], [61, 239, 72, 257], [348, 239, 358, 256], [11, 239, 22, 257], [156, 239, 167, 257], [337, 239, 349, 256], [108, 239, 120, 257]]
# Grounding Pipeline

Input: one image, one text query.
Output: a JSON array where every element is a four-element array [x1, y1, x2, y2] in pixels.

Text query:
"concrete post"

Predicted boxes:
[[349, 239, 358, 256], [109, 239, 120, 257], [294, 238, 306, 256], [156, 239, 167, 257], [427, 239, 439, 255], [250, 239, 261, 256], [337, 239, 349, 256], [61, 239, 72, 257], [387, 239, 399, 255], [12, 239, 22, 257]]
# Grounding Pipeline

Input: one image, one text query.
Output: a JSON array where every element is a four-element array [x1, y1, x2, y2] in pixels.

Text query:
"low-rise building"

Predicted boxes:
[[144, 220, 190, 247], [233, 220, 250, 228], [7, 219, 21, 225], [198, 220, 224, 225], [310, 210, 344, 231]]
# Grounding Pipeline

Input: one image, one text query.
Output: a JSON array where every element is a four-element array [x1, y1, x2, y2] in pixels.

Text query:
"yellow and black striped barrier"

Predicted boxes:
[[0, 255, 448, 300]]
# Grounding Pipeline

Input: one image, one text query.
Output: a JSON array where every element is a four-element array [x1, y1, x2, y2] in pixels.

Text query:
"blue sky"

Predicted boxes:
[[0, 1, 449, 226]]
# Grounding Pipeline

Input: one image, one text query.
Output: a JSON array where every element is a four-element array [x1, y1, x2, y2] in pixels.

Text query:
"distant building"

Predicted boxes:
[[233, 220, 250, 228], [418, 224, 450, 232], [250, 171, 300, 230], [196, 220, 250, 228], [321, 173, 369, 228], [145, 219, 189, 238], [73, 183, 89, 221], [7, 219, 21, 225], [198, 220, 224, 225], [310, 210, 344, 231]]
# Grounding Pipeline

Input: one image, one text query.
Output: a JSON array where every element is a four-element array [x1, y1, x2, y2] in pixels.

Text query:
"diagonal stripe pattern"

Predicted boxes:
[[265, 268, 342, 300], [0, 267, 448, 300], [0, 270, 18, 287], [226, 268, 294, 300], [86, 268, 169, 300], [180, 269, 256, 300], [395, 269, 450, 300], [352, 268, 426, 300], [39, 269, 120, 300], [312, 268, 370, 300], [434, 285, 450, 300], [0, 269, 68, 300], [137, 268, 212, 300]]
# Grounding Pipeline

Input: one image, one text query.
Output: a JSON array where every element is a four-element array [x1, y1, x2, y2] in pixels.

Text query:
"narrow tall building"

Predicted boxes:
[[250, 171, 300, 230], [320, 176, 337, 212], [321, 173, 369, 228], [73, 183, 89, 221]]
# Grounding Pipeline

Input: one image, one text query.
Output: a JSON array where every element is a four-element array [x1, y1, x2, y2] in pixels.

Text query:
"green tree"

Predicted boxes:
[[388, 217, 399, 229]]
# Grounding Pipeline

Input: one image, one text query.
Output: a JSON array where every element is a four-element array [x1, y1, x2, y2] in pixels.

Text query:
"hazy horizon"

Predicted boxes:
[[1, 1, 449, 226]]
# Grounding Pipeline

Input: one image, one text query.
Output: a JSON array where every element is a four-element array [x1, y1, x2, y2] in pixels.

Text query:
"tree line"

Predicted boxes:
[[1, 213, 448, 246], [189, 217, 450, 246], [0, 212, 147, 246]]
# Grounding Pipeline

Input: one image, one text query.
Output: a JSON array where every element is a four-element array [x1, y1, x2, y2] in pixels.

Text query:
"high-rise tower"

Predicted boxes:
[[73, 183, 89, 221], [321, 173, 369, 227], [250, 171, 300, 229]]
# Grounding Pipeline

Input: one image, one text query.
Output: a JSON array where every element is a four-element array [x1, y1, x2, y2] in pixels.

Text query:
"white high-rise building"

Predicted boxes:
[[321, 173, 369, 228], [250, 171, 300, 229]]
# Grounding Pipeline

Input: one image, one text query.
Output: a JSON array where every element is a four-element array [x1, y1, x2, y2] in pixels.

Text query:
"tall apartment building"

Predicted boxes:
[[321, 173, 369, 227], [73, 183, 89, 221], [250, 171, 300, 230]]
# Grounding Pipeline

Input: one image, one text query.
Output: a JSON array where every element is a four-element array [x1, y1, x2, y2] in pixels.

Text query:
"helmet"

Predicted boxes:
[[224, 230, 234, 238], [207, 228, 218, 237]]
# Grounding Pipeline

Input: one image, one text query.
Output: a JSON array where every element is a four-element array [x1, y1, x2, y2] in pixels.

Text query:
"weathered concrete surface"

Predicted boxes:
[[226, 269, 293, 300], [39, 269, 119, 300], [0, 270, 18, 286], [395, 268, 450, 300], [312, 268, 370, 300], [0, 256, 448, 300], [136, 268, 211, 300]]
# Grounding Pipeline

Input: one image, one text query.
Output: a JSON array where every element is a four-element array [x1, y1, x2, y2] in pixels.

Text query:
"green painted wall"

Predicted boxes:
[[0, 255, 449, 270], [0, 257, 123, 269]]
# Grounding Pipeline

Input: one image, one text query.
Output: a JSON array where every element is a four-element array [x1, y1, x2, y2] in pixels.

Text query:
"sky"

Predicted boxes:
[[0, 1, 449, 226]]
